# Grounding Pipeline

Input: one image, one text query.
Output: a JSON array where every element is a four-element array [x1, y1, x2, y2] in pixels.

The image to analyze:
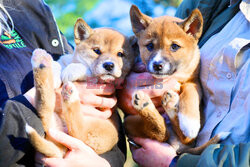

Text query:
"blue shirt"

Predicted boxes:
[[196, 8, 250, 146]]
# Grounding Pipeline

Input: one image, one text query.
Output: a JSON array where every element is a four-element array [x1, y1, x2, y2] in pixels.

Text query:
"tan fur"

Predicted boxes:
[[125, 91, 169, 142], [125, 6, 208, 154], [28, 18, 136, 157]]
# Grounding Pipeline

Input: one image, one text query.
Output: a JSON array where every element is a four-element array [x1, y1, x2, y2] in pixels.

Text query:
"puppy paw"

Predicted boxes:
[[132, 90, 152, 111], [162, 90, 179, 110], [31, 48, 53, 69], [61, 82, 79, 103]]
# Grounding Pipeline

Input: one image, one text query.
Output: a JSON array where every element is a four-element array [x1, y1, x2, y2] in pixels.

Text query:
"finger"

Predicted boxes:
[[74, 82, 115, 95], [126, 72, 156, 87], [80, 94, 117, 108], [43, 157, 64, 167], [88, 83, 115, 95], [130, 147, 145, 165], [132, 137, 156, 148], [134, 78, 180, 98], [48, 129, 85, 150], [80, 105, 113, 119]]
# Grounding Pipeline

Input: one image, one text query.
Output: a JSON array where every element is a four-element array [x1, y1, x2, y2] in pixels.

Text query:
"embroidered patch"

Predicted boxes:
[[0, 30, 26, 49]]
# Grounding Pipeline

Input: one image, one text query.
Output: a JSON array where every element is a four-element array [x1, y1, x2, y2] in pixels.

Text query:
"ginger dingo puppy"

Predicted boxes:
[[26, 18, 136, 157], [125, 5, 229, 154]]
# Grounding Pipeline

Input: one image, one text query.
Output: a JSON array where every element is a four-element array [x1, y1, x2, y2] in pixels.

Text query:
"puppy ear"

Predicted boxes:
[[129, 35, 139, 53], [178, 9, 203, 40], [130, 5, 152, 36], [74, 18, 93, 45], [129, 35, 137, 47]]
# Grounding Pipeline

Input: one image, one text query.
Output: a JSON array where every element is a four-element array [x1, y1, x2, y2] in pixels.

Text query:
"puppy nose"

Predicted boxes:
[[103, 62, 114, 72], [153, 61, 163, 72]]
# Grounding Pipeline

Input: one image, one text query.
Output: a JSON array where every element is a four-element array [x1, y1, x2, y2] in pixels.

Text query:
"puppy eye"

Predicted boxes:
[[117, 52, 125, 57], [170, 43, 180, 52], [146, 43, 154, 52], [93, 48, 101, 55]]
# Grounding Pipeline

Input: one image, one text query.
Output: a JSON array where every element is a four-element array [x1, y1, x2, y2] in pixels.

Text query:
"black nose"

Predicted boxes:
[[103, 62, 114, 72], [153, 61, 163, 72]]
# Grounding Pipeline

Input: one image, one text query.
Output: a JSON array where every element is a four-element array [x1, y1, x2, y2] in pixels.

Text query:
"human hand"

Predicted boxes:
[[69, 82, 116, 119], [117, 63, 180, 115], [25, 81, 116, 120], [55, 81, 116, 119], [130, 137, 176, 167], [35, 129, 110, 167]]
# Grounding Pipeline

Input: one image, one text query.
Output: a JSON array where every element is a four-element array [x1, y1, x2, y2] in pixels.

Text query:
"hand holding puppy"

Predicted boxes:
[[25, 81, 116, 120], [130, 137, 176, 167], [36, 129, 110, 167], [117, 62, 180, 115]]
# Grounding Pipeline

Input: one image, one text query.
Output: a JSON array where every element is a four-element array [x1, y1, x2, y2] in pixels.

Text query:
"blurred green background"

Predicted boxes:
[[45, 0, 182, 43], [44, 0, 182, 166]]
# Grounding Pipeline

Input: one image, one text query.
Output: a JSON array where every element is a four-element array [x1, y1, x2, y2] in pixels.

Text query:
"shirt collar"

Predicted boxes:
[[240, 0, 250, 22]]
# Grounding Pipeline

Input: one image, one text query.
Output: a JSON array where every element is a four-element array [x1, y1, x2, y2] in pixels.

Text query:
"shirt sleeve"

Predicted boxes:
[[0, 95, 44, 166], [176, 143, 250, 167]]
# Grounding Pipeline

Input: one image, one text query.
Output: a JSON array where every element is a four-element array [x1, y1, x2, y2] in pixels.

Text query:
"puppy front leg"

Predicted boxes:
[[131, 91, 169, 142], [162, 82, 201, 144], [61, 82, 87, 141], [61, 63, 91, 83]]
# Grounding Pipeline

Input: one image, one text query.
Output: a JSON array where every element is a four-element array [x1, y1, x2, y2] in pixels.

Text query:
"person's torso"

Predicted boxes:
[[197, 11, 250, 146], [0, 0, 71, 107]]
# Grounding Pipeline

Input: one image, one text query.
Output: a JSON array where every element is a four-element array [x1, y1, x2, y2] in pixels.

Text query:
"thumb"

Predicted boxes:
[[48, 129, 87, 151], [132, 137, 155, 148], [43, 157, 64, 166]]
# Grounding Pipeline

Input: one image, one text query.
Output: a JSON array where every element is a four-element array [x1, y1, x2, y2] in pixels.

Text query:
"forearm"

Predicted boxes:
[[176, 143, 250, 167], [0, 95, 44, 166]]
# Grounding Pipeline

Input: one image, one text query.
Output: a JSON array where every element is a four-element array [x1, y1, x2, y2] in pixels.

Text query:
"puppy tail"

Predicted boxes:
[[180, 132, 231, 155], [25, 124, 64, 158]]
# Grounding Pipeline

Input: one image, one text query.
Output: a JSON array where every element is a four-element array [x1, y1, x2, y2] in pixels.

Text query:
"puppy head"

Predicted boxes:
[[73, 18, 136, 83], [130, 5, 203, 80]]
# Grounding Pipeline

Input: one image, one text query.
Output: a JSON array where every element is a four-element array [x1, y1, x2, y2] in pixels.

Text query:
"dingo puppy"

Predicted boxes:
[[125, 5, 229, 154], [26, 18, 136, 157]]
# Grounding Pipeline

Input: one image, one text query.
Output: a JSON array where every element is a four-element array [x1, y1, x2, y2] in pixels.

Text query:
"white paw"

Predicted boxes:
[[178, 112, 200, 139], [61, 63, 89, 83], [132, 90, 153, 111], [52, 61, 62, 88], [31, 48, 53, 68], [162, 90, 179, 109], [61, 82, 79, 103]]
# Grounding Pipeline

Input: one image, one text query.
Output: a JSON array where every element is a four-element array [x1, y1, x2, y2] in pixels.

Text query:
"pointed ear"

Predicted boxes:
[[74, 18, 93, 45], [129, 35, 139, 51], [130, 5, 152, 36], [178, 9, 203, 40]]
